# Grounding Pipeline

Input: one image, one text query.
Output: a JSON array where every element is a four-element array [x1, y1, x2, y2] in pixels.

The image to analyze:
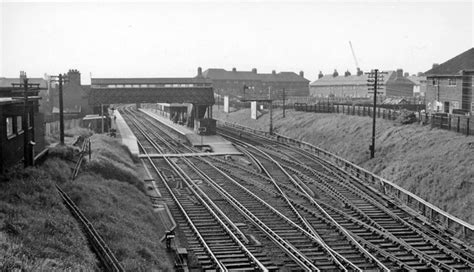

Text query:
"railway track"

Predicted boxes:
[[120, 107, 474, 271], [217, 125, 474, 271]]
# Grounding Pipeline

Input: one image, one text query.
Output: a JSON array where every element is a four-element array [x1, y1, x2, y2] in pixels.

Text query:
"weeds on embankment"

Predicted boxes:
[[215, 106, 474, 224], [63, 134, 173, 271], [0, 148, 96, 271]]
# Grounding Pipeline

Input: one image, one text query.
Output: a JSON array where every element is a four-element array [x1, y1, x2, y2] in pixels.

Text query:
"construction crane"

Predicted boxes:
[[349, 41, 360, 71]]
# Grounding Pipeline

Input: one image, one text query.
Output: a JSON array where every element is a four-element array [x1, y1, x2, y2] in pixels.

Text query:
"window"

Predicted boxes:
[[448, 78, 456, 86], [471, 102, 474, 113], [431, 79, 437, 86], [140, 84, 148, 88], [6, 117, 14, 137], [452, 101, 459, 109], [16, 116, 23, 133]]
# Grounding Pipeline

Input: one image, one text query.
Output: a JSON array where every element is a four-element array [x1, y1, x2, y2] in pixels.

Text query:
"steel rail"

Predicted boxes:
[[285, 146, 474, 270], [226, 135, 389, 271], [218, 125, 474, 270], [126, 117, 227, 272], [188, 158, 319, 271], [126, 110, 266, 271], [56, 185, 124, 272]]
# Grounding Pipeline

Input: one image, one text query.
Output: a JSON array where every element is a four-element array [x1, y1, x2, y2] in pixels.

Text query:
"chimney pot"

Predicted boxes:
[[332, 69, 339, 77], [318, 71, 324, 79], [357, 68, 363, 76], [272, 70, 276, 75], [299, 71, 304, 77], [252, 68, 257, 73], [232, 67, 237, 72], [344, 70, 351, 77], [197, 67, 202, 76]]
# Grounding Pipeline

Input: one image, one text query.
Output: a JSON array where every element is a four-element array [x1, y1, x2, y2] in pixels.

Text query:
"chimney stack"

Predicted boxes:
[[404, 72, 409, 77], [252, 68, 257, 73], [299, 71, 304, 77], [67, 69, 81, 85], [272, 70, 276, 75], [318, 71, 324, 79], [356, 68, 363, 76], [344, 70, 351, 77], [197, 67, 202, 77], [332, 69, 339, 77], [396, 69, 403, 78], [19, 71, 27, 81], [232, 67, 237, 72], [432, 63, 439, 69]]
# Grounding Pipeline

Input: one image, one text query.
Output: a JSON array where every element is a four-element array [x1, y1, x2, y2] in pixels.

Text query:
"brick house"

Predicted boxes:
[[310, 69, 415, 98], [199, 67, 310, 98], [50, 69, 92, 118], [424, 48, 474, 114]]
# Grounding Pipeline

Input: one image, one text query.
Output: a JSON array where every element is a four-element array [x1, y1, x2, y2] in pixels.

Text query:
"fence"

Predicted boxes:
[[217, 120, 473, 241], [45, 118, 82, 136], [294, 103, 473, 136]]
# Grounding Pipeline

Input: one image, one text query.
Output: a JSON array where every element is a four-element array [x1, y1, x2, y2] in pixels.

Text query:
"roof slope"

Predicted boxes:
[[425, 48, 474, 76], [91, 77, 211, 85], [202, 68, 309, 82], [0, 77, 48, 88], [310, 71, 394, 86]]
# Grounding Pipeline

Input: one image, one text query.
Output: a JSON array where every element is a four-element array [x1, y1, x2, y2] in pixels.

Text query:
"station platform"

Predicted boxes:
[[139, 108, 240, 155], [113, 110, 139, 155]]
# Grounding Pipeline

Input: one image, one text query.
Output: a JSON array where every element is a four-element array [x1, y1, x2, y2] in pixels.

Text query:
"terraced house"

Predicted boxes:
[[198, 67, 310, 98], [424, 48, 474, 114], [310, 68, 415, 98]]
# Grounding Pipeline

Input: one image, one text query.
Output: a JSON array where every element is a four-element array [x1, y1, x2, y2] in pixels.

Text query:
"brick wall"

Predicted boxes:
[[426, 77, 463, 113]]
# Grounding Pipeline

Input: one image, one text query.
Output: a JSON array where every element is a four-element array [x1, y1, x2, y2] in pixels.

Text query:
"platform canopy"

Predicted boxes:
[[89, 77, 215, 105]]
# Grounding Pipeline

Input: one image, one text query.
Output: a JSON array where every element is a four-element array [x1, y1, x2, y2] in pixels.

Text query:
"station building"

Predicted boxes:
[[309, 69, 415, 98], [198, 67, 310, 98], [424, 48, 474, 114]]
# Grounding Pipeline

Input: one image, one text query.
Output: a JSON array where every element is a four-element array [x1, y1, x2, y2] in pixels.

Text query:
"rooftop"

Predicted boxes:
[[310, 71, 394, 86], [425, 48, 474, 76], [202, 68, 309, 82]]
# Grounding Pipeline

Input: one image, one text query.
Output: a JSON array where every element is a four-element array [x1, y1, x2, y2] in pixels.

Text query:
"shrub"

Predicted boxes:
[[396, 110, 417, 125]]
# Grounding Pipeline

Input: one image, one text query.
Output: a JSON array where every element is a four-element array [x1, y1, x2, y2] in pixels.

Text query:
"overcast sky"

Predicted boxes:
[[1, 1, 473, 83]]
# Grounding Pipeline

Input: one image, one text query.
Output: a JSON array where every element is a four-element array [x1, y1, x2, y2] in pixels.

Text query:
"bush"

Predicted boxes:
[[397, 110, 417, 125]]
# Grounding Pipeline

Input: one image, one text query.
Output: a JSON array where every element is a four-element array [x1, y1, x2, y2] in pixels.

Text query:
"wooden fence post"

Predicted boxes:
[[467, 118, 470, 136], [457, 116, 460, 132], [448, 115, 451, 130]]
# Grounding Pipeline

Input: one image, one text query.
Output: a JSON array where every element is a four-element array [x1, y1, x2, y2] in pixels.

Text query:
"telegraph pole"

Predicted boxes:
[[50, 74, 68, 145], [367, 69, 385, 159], [282, 88, 286, 118], [11, 74, 41, 167], [268, 86, 273, 134]]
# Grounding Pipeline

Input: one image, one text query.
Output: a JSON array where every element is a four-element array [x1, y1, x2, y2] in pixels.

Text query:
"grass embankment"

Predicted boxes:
[[0, 148, 96, 271], [63, 134, 173, 271], [215, 106, 474, 224]]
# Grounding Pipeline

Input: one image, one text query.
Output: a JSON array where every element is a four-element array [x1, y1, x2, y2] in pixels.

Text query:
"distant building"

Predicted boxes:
[[424, 48, 474, 114], [50, 69, 92, 118], [198, 67, 310, 98], [310, 69, 415, 98], [407, 75, 427, 97]]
